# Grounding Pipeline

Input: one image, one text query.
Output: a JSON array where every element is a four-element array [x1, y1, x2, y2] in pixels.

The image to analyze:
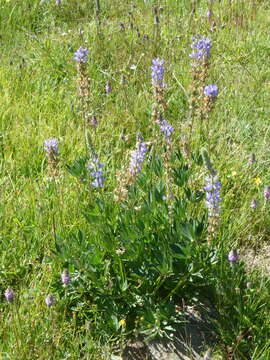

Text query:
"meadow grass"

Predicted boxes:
[[0, 0, 270, 359]]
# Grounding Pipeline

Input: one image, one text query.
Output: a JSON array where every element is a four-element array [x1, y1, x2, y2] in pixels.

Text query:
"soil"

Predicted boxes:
[[119, 302, 216, 360]]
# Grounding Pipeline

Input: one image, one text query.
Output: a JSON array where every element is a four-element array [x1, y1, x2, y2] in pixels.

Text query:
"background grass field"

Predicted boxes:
[[0, 0, 270, 359]]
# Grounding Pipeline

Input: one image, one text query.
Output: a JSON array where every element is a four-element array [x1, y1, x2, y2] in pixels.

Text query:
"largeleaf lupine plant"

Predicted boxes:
[[52, 47, 218, 342]]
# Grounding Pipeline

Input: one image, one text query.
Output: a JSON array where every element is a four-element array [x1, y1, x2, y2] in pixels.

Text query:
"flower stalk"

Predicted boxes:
[[114, 135, 148, 203], [44, 138, 59, 176], [74, 47, 94, 128], [202, 149, 221, 242]]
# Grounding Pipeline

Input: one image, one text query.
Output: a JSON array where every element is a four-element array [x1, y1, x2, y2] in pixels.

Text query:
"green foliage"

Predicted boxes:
[[54, 151, 209, 340]]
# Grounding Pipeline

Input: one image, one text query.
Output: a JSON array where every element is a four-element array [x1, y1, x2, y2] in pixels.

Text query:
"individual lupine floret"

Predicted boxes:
[[228, 249, 239, 263], [61, 269, 71, 286], [206, 9, 213, 18], [250, 199, 257, 209], [45, 294, 56, 307], [190, 37, 212, 60], [74, 47, 89, 63], [129, 138, 147, 175], [205, 175, 222, 217], [264, 186, 270, 201], [5, 288, 14, 303], [88, 158, 105, 188], [159, 119, 174, 138], [151, 58, 165, 88], [105, 81, 112, 95], [204, 84, 218, 97]]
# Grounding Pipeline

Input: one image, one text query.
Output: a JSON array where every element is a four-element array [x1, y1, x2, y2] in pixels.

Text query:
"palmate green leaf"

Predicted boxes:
[[180, 222, 198, 242], [149, 153, 163, 177], [173, 198, 187, 220], [170, 242, 191, 261], [115, 276, 129, 292], [66, 156, 89, 183], [154, 183, 166, 202], [83, 211, 102, 224], [184, 188, 204, 203], [191, 151, 203, 165], [153, 254, 173, 276], [173, 163, 190, 187], [139, 327, 160, 341]]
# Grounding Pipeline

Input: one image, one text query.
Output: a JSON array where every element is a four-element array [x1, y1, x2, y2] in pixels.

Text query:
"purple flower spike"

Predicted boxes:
[[159, 120, 174, 138], [44, 138, 59, 155], [61, 269, 71, 286], [151, 58, 165, 87], [264, 186, 270, 201], [74, 47, 89, 63], [204, 84, 218, 97], [88, 158, 105, 188], [45, 294, 56, 307], [228, 249, 239, 263], [5, 288, 14, 303], [129, 137, 147, 175], [190, 37, 212, 59], [204, 175, 221, 217]]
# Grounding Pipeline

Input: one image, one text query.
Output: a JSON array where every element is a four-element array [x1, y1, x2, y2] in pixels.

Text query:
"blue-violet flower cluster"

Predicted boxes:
[[151, 58, 165, 87], [129, 138, 147, 175], [5, 288, 14, 303], [204, 84, 218, 97], [204, 175, 221, 217], [45, 294, 55, 307], [159, 119, 174, 138], [88, 158, 105, 188], [74, 47, 89, 63], [44, 138, 59, 156], [190, 37, 212, 59]]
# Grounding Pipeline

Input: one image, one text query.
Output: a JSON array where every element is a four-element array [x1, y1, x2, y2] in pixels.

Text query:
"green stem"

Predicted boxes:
[[95, 0, 100, 13], [163, 276, 187, 302]]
